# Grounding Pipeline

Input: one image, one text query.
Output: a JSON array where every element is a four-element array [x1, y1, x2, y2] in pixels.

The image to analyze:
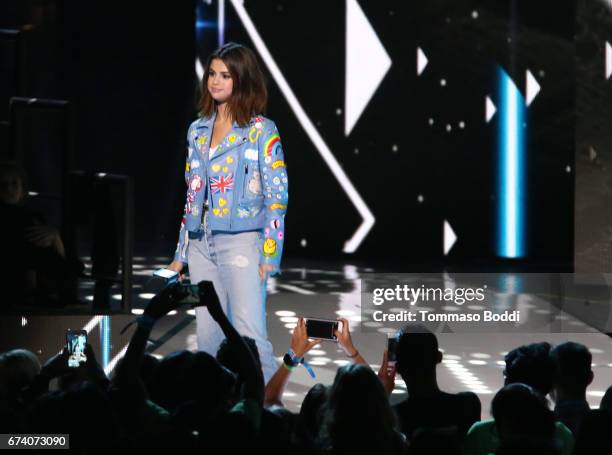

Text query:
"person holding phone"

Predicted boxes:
[[166, 43, 288, 383]]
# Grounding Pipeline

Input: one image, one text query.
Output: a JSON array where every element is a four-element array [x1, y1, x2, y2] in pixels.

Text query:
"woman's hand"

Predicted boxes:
[[291, 317, 321, 357], [143, 282, 187, 321], [167, 260, 186, 281], [335, 318, 358, 357], [40, 347, 71, 380], [377, 350, 396, 397], [259, 263, 275, 282]]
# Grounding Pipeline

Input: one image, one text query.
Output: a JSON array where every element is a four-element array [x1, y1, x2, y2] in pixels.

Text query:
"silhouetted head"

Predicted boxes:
[[0, 349, 40, 402], [151, 350, 237, 414], [319, 364, 398, 453], [216, 336, 261, 389], [396, 326, 441, 379], [550, 342, 593, 396], [295, 383, 328, 442], [492, 383, 556, 443], [504, 342, 553, 395], [600, 385, 612, 411], [26, 382, 120, 451]]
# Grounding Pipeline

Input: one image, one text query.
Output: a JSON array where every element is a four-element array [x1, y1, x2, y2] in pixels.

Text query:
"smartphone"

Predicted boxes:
[[153, 268, 179, 284], [305, 318, 340, 341], [178, 282, 200, 306], [66, 329, 87, 368], [192, 280, 218, 308], [387, 336, 398, 364]]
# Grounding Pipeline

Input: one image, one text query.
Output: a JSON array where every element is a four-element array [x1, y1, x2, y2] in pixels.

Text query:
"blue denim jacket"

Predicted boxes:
[[174, 114, 288, 274]]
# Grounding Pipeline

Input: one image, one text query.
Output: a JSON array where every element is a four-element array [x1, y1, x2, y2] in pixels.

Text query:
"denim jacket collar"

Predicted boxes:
[[196, 113, 252, 160]]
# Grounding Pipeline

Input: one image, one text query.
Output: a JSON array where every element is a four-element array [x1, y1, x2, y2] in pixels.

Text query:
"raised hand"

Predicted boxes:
[[334, 318, 358, 357], [143, 282, 187, 320], [291, 317, 321, 357], [198, 280, 225, 322], [40, 347, 71, 379], [377, 350, 396, 397]]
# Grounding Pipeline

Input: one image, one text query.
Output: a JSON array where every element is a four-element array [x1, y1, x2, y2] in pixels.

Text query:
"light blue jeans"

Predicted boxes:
[[187, 225, 277, 384]]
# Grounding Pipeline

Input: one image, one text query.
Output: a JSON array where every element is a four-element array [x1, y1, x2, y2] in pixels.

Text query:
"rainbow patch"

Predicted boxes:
[[264, 134, 280, 157]]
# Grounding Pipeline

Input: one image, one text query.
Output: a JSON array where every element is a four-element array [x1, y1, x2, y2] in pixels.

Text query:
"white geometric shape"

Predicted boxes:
[[417, 47, 428, 75], [230, 0, 375, 254], [485, 96, 496, 122], [444, 220, 457, 255], [606, 41, 611, 79], [525, 69, 540, 106], [345, 0, 391, 136], [195, 58, 204, 80]]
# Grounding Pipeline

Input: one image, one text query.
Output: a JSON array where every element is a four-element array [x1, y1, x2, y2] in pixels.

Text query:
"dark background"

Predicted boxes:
[[3, 0, 600, 273]]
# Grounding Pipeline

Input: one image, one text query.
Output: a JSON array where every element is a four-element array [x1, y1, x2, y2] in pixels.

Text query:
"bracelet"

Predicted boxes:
[[283, 352, 298, 369], [282, 361, 295, 372], [347, 350, 359, 358], [287, 349, 316, 378]]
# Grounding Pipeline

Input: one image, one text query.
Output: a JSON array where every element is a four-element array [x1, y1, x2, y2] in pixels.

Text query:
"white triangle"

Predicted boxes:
[[443, 220, 457, 255], [345, 0, 391, 136], [525, 70, 540, 106], [606, 41, 611, 80], [485, 96, 496, 122], [589, 146, 597, 162], [417, 47, 428, 75]]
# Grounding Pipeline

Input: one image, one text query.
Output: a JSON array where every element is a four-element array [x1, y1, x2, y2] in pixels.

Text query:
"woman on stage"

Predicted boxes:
[[168, 42, 288, 383]]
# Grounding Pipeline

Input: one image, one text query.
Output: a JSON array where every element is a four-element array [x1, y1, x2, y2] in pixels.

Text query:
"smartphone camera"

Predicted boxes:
[[66, 329, 87, 368], [305, 318, 340, 341]]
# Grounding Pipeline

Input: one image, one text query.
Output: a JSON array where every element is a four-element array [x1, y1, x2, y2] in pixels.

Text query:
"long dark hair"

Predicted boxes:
[[318, 364, 400, 454], [198, 42, 267, 126]]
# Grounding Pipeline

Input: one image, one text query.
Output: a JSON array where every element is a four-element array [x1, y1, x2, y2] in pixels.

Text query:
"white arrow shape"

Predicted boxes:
[[417, 47, 428, 75], [444, 220, 457, 255], [525, 70, 540, 106], [606, 41, 611, 80], [345, 0, 391, 136], [485, 96, 496, 122], [229, 0, 375, 254]]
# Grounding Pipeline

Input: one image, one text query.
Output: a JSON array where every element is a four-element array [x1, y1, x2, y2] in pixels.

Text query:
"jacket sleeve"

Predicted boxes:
[[258, 120, 288, 275], [173, 123, 196, 264]]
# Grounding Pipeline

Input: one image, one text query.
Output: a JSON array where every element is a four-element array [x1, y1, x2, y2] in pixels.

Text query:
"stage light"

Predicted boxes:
[[100, 316, 111, 370], [497, 66, 526, 258], [275, 310, 296, 317]]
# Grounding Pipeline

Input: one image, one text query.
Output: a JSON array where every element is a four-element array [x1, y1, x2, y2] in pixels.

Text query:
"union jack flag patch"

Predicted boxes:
[[210, 173, 234, 194]]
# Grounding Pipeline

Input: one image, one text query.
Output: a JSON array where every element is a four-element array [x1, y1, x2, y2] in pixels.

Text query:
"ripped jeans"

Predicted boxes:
[[187, 227, 277, 384]]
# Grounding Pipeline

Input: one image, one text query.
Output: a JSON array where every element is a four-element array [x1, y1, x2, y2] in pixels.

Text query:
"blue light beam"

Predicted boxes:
[[99, 316, 111, 370], [497, 66, 526, 258]]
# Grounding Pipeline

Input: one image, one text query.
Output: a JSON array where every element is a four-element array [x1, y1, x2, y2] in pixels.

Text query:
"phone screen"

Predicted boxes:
[[387, 337, 398, 363], [305, 318, 339, 340], [153, 268, 179, 284], [66, 330, 87, 368]]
